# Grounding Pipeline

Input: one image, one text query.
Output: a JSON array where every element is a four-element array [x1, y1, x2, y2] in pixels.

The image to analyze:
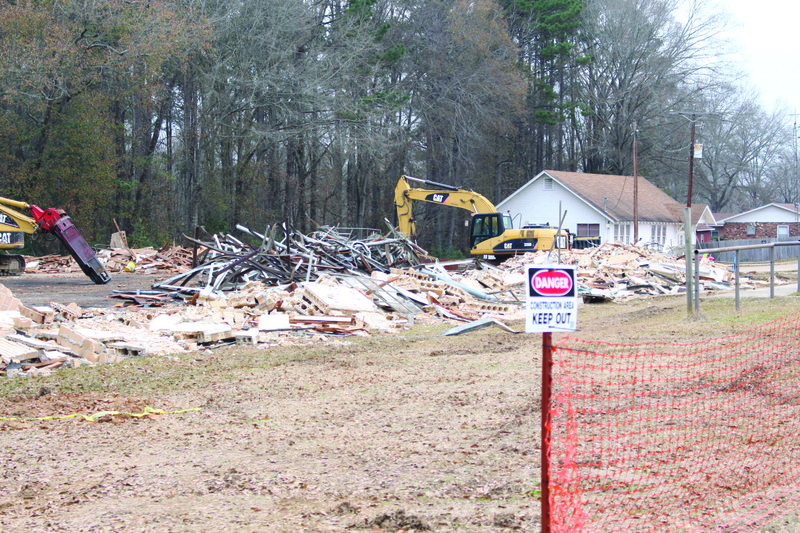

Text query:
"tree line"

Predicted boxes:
[[0, 0, 793, 254]]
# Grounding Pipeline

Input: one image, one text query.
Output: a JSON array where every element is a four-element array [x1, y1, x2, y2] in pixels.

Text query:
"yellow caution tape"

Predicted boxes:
[[0, 406, 200, 422]]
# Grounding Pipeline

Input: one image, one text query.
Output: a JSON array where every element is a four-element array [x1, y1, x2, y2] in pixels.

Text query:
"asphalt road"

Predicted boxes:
[[0, 272, 167, 309]]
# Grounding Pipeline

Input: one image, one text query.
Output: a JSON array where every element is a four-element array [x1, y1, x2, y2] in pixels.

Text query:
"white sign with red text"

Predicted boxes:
[[525, 265, 578, 332]]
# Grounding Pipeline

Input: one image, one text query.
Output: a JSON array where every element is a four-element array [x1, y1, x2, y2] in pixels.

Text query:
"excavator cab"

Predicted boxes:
[[469, 213, 512, 248]]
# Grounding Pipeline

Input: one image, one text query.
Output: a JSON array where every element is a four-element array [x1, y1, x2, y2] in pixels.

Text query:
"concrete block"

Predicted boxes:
[[235, 330, 258, 345]]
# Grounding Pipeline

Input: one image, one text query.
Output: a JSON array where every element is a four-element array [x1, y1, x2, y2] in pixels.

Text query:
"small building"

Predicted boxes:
[[693, 204, 718, 244], [495, 170, 694, 250], [716, 203, 800, 240]]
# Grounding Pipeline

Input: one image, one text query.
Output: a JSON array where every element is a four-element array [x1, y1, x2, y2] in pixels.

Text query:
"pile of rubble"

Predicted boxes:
[[2, 230, 778, 378], [503, 241, 774, 301]]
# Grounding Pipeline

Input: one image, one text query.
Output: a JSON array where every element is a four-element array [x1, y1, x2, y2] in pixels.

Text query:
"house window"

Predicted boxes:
[[746, 224, 756, 236], [614, 223, 631, 244], [650, 225, 666, 246], [543, 177, 554, 191], [576, 223, 600, 237], [778, 225, 790, 238]]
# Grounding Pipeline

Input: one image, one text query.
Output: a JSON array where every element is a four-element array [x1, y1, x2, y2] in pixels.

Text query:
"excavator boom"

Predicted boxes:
[[395, 175, 498, 238]]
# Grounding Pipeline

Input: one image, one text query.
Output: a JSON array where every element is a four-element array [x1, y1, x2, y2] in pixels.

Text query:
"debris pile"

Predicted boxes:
[[25, 246, 195, 276], [152, 224, 428, 293], [4, 233, 782, 377], [502, 242, 777, 301]]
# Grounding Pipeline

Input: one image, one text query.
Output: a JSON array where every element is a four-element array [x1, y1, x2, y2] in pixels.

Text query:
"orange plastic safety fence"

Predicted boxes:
[[550, 313, 800, 532]]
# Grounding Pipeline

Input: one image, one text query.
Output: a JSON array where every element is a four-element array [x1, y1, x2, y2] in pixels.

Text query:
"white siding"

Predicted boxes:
[[498, 177, 614, 242], [497, 176, 684, 246]]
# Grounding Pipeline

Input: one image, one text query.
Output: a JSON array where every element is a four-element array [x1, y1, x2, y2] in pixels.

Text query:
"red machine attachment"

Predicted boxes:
[[29, 205, 111, 285]]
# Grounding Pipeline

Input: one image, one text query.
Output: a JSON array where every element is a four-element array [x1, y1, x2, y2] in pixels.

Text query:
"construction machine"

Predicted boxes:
[[0, 197, 111, 284], [394, 175, 569, 259]]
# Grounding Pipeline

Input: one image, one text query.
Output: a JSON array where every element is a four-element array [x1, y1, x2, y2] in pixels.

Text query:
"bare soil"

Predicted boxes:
[[1, 275, 800, 532]]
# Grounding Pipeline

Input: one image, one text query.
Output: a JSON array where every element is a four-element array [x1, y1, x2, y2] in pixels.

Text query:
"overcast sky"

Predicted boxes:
[[723, 0, 800, 112]]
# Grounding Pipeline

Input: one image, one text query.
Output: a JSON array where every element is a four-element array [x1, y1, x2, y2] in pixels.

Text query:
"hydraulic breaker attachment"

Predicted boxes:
[[49, 214, 111, 285], [0, 198, 111, 284]]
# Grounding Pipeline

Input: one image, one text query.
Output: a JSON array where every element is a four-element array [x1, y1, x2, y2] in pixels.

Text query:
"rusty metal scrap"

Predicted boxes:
[[152, 224, 426, 294]]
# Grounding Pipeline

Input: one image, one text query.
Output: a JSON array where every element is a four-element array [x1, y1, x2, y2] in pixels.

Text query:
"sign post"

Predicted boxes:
[[526, 265, 578, 533]]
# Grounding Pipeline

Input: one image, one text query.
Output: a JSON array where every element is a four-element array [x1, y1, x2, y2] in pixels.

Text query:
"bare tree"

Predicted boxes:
[[691, 86, 789, 211], [576, 0, 727, 176]]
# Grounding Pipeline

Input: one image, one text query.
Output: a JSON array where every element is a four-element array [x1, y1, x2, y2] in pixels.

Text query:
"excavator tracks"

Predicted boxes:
[[0, 254, 25, 276]]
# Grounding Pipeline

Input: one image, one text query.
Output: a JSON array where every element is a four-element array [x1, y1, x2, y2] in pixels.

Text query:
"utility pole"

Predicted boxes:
[[687, 115, 696, 208], [793, 114, 799, 228], [633, 121, 639, 243], [673, 111, 708, 316]]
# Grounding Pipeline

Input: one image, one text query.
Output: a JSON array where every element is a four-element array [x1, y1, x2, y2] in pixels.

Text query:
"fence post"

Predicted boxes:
[[770, 245, 775, 299], [542, 332, 552, 533], [684, 208, 693, 315], [694, 249, 700, 314]]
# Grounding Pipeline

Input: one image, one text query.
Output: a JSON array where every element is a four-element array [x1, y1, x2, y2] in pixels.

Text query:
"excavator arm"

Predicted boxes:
[[394, 175, 569, 259], [394, 175, 498, 239], [0, 196, 110, 284]]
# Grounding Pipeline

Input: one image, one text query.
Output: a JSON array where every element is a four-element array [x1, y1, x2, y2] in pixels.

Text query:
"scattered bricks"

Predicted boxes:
[[50, 302, 81, 320], [417, 279, 446, 294], [19, 305, 52, 325], [0, 337, 39, 364], [84, 338, 106, 355], [82, 351, 100, 363], [12, 316, 34, 330], [296, 296, 325, 316], [220, 309, 247, 327], [8, 334, 62, 352], [59, 325, 85, 348], [390, 268, 429, 282], [56, 325, 109, 362], [168, 322, 233, 343], [197, 290, 229, 309], [0, 284, 21, 312], [228, 292, 255, 308]]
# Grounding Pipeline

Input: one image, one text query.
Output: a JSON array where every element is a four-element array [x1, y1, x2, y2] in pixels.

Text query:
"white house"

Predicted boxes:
[[495, 170, 694, 249]]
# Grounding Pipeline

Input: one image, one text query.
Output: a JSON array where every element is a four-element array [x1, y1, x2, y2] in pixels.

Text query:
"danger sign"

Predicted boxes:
[[526, 265, 578, 332]]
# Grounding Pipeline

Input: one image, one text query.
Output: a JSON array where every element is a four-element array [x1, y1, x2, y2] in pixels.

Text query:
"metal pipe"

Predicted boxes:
[[770, 246, 775, 298], [734, 251, 740, 311], [694, 249, 700, 313]]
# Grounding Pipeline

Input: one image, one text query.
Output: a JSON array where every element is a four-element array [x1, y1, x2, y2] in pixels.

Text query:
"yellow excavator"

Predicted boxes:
[[0, 196, 110, 284], [394, 175, 569, 259]]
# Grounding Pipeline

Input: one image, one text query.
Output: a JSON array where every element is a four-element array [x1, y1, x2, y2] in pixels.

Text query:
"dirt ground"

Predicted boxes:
[[1, 272, 799, 532]]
